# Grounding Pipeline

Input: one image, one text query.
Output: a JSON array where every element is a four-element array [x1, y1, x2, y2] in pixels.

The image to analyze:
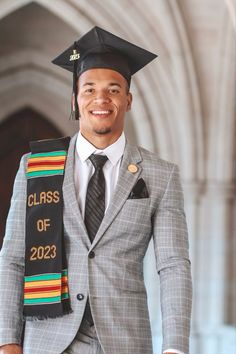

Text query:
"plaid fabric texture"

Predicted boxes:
[[0, 134, 192, 354]]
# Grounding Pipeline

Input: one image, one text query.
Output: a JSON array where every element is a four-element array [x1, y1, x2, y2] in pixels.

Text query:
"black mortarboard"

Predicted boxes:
[[52, 26, 158, 120]]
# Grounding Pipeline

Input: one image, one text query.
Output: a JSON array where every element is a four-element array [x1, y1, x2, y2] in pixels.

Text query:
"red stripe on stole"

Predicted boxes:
[[28, 160, 65, 167], [24, 285, 61, 293]]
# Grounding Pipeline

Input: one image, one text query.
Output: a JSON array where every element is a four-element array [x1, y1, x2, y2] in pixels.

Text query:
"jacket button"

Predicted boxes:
[[88, 251, 95, 259], [77, 293, 84, 301]]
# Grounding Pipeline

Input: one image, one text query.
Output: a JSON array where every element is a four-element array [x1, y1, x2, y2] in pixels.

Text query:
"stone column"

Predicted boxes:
[[189, 182, 236, 353]]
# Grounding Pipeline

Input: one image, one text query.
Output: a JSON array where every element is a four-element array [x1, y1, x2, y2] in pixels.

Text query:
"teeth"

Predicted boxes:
[[92, 110, 110, 115]]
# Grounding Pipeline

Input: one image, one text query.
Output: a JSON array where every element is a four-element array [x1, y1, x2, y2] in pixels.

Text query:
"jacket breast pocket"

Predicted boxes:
[[123, 197, 151, 213], [116, 198, 152, 234]]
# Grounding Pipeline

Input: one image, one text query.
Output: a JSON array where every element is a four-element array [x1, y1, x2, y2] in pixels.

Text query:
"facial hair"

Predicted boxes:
[[93, 127, 112, 135]]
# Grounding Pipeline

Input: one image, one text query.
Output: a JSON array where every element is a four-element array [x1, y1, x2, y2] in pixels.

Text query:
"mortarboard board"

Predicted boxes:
[[52, 26, 158, 120]]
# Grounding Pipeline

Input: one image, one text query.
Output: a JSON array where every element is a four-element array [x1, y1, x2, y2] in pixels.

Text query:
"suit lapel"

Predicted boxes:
[[63, 134, 90, 248], [90, 142, 143, 249]]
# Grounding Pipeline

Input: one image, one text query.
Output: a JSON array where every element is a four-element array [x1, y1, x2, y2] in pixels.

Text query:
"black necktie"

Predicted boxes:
[[84, 154, 108, 243], [84, 154, 108, 326]]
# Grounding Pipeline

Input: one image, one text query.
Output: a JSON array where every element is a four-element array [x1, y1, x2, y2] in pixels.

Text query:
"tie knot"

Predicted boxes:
[[89, 154, 108, 170]]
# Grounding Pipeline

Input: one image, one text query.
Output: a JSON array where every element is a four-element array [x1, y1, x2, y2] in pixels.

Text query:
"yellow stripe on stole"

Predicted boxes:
[[24, 291, 61, 299], [28, 156, 66, 163], [27, 166, 64, 172], [24, 280, 61, 288]]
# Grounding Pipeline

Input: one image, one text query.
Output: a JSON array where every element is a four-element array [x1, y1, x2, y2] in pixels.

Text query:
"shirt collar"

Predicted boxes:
[[76, 131, 126, 166]]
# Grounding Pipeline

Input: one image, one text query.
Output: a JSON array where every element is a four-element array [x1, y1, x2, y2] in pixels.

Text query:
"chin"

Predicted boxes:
[[94, 127, 112, 135]]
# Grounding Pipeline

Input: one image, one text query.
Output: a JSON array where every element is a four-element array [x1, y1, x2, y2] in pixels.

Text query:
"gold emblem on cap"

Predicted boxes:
[[128, 164, 138, 173], [70, 49, 80, 61]]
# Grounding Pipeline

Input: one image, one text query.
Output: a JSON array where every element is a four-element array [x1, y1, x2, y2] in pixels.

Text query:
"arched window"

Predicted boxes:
[[0, 107, 63, 248]]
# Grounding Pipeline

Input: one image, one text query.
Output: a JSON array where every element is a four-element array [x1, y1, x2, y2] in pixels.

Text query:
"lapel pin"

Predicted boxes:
[[128, 164, 138, 174]]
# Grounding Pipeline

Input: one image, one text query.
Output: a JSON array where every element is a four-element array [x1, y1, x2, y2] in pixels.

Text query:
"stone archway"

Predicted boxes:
[[0, 107, 62, 248], [0, 0, 203, 179]]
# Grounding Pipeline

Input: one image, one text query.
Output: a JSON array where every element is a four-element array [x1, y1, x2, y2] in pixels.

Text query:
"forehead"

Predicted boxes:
[[78, 68, 127, 86]]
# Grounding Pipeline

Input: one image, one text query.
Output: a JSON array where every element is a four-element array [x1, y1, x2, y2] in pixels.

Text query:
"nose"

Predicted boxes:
[[93, 91, 111, 104]]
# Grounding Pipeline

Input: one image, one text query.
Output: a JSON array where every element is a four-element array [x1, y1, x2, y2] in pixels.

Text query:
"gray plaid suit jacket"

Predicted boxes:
[[0, 134, 192, 354]]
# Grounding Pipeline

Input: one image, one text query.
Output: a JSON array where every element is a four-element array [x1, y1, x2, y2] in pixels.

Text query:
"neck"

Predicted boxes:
[[80, 132, 122, 149]]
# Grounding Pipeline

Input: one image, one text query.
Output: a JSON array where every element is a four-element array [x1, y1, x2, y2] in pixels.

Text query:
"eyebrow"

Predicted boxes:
[[109, 83, 121, 87], [82, 82, 122, 87], [82, 82, 95, 87]]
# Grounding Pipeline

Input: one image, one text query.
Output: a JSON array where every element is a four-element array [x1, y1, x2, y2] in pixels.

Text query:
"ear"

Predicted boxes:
[[126, 92, 133, 112]]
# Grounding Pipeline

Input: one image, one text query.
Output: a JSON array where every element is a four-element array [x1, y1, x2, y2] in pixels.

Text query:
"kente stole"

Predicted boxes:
[[23, 137, 72, 320]]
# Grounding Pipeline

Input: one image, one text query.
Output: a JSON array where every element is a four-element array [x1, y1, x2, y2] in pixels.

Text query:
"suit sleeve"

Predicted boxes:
[[152, 164, 192, 354], [0, 155, 28, 346]]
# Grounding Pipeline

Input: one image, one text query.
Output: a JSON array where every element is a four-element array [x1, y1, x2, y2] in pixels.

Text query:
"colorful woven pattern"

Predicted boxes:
[[24, 270, 69, 305], [26, 151, 67, 178]]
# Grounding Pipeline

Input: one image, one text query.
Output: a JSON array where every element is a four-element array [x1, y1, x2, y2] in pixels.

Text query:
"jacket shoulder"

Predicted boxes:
[[137, 145, 177, 172]]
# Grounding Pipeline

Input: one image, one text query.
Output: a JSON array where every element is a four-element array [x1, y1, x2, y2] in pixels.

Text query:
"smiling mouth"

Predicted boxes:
[[90, 110, 113, 117]]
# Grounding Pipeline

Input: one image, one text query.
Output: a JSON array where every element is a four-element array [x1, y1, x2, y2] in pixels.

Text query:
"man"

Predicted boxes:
[[0, 27, 192, 354]]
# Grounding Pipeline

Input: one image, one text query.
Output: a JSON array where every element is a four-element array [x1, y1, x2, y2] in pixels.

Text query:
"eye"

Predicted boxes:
[[84, 88, 94, 94], [109, 88, 120, 94]]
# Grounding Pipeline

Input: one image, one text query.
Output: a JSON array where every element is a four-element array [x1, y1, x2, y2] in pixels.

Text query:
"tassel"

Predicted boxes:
[[70, 42, 79, 120]]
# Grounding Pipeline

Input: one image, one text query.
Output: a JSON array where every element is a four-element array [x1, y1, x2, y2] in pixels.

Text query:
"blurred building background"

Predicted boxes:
[[0, 0, 235, 353]]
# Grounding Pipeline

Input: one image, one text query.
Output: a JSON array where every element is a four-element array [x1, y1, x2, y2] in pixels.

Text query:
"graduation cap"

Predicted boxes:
[[52, 26, 158, 120]]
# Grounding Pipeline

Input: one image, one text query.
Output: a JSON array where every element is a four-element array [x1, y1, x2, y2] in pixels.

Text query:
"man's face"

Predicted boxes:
[[77, 68, 132, 143]]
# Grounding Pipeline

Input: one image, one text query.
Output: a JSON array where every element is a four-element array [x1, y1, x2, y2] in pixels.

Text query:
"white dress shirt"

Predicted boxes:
[[74, 131, 125, 218], [74, 132, 185, 354]]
